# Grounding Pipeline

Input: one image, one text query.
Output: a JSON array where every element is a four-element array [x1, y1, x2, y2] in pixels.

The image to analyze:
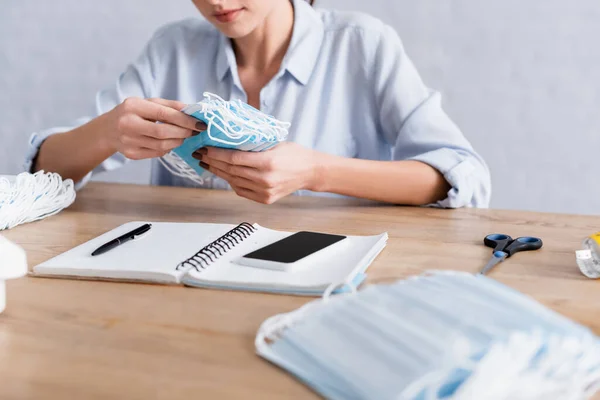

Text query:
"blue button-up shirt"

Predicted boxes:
[[25, 0, 491, 207]]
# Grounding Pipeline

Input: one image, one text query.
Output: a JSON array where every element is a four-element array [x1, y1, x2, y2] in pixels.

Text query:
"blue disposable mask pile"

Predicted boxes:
[[159, 92, 290, 184], [255, 271, 600, 399]]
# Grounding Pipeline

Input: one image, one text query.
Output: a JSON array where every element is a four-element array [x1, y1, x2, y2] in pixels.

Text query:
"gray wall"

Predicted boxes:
[[1, 1, 599, 214]]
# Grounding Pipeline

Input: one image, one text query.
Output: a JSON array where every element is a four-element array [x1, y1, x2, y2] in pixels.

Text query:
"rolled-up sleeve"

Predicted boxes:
[[23, 29, 161, 189], [372, 25, 491, 208], [24, 118, 95, 190]]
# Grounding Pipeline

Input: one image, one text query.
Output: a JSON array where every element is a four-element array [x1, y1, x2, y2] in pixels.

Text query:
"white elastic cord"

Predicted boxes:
[[255, 300, 326, 350], [160, 92, 290, 183], [200, 92, 290, 143], [0, 171, 76, 230], [157, 153, 206, 186], [323, 279, 358, 302]]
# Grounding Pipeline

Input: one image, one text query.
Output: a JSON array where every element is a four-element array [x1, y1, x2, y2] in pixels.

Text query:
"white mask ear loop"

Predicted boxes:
[[158, 153, 206, 185], [322, 279, 358, 303], [255, 300, 325, 349]]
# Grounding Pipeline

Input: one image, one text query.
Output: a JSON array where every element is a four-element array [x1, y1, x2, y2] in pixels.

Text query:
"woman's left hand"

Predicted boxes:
[[193, 142, 323, 204]]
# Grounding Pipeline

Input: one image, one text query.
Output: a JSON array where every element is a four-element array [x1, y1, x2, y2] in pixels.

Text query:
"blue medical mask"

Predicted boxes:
[[159, 92, 289, 183], [256, 272, 600, 399]]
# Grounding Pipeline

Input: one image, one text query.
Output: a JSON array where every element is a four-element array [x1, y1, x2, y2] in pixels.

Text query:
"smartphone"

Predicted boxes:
[[237, 231, 347, 271]]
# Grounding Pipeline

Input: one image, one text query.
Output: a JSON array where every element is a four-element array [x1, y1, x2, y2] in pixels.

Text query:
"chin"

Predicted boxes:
[[215, 24, 255, 39]]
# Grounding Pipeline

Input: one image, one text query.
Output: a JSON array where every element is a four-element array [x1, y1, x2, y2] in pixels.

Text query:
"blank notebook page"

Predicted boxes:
[[33, 221, 238, 283]]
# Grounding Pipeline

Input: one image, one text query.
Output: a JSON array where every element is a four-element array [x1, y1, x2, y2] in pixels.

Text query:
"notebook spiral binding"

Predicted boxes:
[[176, 222, 257, 272]]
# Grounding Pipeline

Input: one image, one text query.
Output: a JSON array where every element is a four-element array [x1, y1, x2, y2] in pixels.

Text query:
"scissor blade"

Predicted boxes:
[[479, 252, 508, 275]]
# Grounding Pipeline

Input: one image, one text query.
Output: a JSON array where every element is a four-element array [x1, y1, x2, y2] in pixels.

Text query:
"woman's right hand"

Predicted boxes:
[[106, 97, 206, 160]]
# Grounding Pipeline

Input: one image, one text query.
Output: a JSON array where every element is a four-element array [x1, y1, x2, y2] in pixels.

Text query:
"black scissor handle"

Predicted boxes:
[[504, 236, 543, 257], [484, 233, 513, 253]]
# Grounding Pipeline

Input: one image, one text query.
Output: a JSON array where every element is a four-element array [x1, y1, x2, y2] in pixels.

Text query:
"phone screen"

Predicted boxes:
[[243, 231, 347, 264]]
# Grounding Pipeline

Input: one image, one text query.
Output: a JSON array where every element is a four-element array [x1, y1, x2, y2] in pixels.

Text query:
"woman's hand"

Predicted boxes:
[[106, 97, 206, 160], [193, 142, 323, 204]]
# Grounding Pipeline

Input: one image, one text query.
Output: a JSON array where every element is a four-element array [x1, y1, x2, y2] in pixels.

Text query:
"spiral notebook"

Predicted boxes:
[[32, 221, 388, 296]]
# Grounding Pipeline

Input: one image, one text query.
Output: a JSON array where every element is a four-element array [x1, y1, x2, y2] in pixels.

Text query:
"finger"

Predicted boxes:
[[127, 134, 184, 153], [146, 98, 187, 111], [199, 157, 264, 182], [232, 186, 268, 204], [207, 162, 280, 204], [134, 99, 206, 131], [201, 147, 265, 168], [122, 146, 167, 161], [131, 117, 195, 140], [205, 162, 265, 192], [150, 121, 197, 140]]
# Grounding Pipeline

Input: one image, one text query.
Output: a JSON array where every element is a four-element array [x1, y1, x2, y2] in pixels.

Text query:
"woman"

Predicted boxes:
[[27, 0, 491, 207]]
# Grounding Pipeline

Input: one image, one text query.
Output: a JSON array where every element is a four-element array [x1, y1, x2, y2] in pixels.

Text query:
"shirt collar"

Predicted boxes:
[[215, 0, 324, 86], [216, 33, 236, 82], [282, 0, 324, 85]]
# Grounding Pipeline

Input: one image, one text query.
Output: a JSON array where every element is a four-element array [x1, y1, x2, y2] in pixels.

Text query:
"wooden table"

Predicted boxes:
[[2, 183, 599, 399]]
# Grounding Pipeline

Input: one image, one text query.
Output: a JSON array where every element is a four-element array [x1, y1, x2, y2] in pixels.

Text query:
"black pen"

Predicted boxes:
[[91, 223, 152, 256]]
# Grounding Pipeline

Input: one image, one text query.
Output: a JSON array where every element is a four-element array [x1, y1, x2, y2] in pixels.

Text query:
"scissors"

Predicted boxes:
[[479, 233, 543, 275]]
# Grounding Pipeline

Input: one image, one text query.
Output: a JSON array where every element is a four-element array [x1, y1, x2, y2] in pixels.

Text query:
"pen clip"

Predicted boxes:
[[131, 230, 150, 241], [129, 223, 152, 240]]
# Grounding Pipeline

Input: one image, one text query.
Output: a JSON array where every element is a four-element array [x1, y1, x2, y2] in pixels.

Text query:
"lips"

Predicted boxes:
[[213, 8, 243, 23]]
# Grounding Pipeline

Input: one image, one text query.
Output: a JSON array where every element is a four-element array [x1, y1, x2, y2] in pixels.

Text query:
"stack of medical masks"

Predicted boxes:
[[256, 271, 600, 400], [159, 92, 290, 185]]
